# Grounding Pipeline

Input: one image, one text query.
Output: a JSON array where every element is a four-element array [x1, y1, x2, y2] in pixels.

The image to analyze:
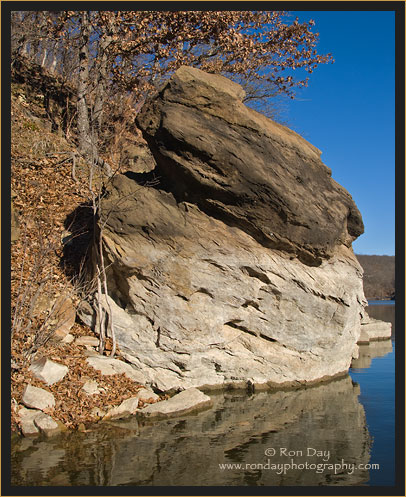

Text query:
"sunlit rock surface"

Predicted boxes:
[[358, 313, 392, 343], [90, 66, 373, 390]]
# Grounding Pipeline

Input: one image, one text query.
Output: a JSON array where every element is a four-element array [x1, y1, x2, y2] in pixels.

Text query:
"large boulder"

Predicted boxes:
[[136, 66, 364, 265], [94, 67, 370, 392]]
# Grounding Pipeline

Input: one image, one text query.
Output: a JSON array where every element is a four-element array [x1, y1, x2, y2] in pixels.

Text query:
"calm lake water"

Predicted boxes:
[[349, 301, 395, 487], [10, 303, 395, 487]]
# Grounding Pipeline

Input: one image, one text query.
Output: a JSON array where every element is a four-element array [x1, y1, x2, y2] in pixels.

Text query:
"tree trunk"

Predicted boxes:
[[40, 47, 48, 68], [77, 12, 92, 161], [77, 12, 112, 176], [49, 53, 57, 73], [93, 33, 112, 133]]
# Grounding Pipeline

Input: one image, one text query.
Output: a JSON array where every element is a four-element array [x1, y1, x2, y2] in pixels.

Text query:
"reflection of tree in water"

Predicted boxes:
[[12, 375, 372, 486]]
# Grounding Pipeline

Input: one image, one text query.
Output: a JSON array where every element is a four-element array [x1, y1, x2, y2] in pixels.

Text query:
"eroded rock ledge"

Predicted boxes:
[[87, 66, 384, 392], [136, 66, 364, 266]]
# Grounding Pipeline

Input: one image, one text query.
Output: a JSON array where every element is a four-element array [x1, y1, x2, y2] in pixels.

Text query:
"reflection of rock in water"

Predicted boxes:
[[11, 437, 67, 486], [12, 376, 371, 486], [351, 340, 393, 370]]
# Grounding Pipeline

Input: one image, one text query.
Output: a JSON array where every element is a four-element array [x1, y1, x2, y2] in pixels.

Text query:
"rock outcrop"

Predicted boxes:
[[136, 66, 364, 265], [87, 66, 380, 392], [358, 313, 392, 343]]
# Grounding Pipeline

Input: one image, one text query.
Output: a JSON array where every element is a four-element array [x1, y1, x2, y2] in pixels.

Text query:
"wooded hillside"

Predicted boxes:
[[356, 254, 395, 300]]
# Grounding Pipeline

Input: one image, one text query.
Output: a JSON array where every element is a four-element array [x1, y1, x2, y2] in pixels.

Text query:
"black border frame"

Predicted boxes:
[[2, 2, 405, 496]]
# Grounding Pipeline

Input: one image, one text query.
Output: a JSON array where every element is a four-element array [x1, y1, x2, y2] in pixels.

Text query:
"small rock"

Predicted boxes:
[[90, 407, 107, 419], [86, 356, 146, 384], [75, 336, 99, 347], [33, 412, 61, 437], [102, 397, 139, 421], [138, 388, 213, 419], [77, 300, 95, 329], [21, 384, 55, 411], [77, 423, 86, 432], [83, 349, 99, 357], [82, 380, 103, 395], [136, 387, 160, 403], [18, 407, 41, 436], [61, 333, 75, 344], [29, 357, 69, 385]]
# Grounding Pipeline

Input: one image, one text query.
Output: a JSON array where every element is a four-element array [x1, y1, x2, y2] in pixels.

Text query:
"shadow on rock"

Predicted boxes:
[[61, 201, 95, 282]]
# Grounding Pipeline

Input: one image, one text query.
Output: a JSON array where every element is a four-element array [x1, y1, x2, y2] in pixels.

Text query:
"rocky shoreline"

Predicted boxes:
[[13, 313, 390, 439]]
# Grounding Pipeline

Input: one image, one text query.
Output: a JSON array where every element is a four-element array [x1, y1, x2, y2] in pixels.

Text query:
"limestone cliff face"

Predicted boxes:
[[96, 66, 368, 392]]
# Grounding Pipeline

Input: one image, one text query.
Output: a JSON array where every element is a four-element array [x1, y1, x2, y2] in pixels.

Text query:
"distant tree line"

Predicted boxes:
[[356, 254, 395, 300]]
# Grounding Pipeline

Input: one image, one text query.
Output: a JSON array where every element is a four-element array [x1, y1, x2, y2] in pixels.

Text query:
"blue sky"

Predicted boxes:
[[277, 10, 395, 256]]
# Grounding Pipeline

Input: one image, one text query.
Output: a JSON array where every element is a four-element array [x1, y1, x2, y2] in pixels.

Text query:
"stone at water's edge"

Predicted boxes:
[[102, 397, 139, 421], [18, 406, 65, 437], [33, 412, 61, 437], [358, 313, 392, 343], [18, 407, 42, 436], [11, 376, 371, 485], [89, 66, 387, 392], [138, 388, 213, 419]]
